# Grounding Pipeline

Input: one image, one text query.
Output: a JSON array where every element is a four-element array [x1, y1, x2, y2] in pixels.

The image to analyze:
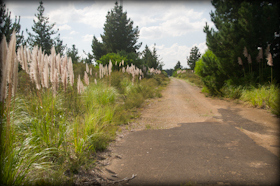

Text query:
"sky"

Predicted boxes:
[[5, 0, 215, 69]]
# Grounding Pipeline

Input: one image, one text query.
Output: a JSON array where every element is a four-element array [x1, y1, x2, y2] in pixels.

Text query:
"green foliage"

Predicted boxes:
[[141, 44, 163, 70], [97, 52, 126, 67], [1, 66, 169, 185], [195, 50, 226, 95], [91, 2, 141, 61], [66, 44, 80, 64], [187, 46, 201, 70], [26, 1, 66, 55], [176, 72, 203, 88], [221, 83, 280, 116], [174, 61, 183, 71], [0, 3, 24, 49], [91, 36, 106, 61], [204, 0, 280, 85], [118, 50, 143, 69]]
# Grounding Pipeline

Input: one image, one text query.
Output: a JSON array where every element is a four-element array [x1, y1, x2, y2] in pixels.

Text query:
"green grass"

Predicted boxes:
[[240, 84, 280, 116], [0, 70, 169, 185], [173, 71, 280, 117], [174, 72, 203, 87], [221, 83, 280, 116]]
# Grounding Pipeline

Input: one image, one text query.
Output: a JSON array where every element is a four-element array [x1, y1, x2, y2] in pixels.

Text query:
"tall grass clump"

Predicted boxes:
[[240, 84, 280, 115]]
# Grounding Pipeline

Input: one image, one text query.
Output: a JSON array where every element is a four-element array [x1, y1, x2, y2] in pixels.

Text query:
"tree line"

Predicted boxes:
[[195, 0, 280, 95], [1, 1, 163, 72]]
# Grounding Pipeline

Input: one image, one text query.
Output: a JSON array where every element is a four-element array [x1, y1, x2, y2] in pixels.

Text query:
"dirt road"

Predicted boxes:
[[96, 78, 280, 185]]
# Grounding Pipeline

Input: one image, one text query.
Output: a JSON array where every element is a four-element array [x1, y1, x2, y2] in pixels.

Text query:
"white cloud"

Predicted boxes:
[[83, 34, 93, 42], [70, 31, 79, 35], [48, 2, 112, 28], [140, 26, 163, 39], [56, 24, 71, 31], [136, 4, 207, 39]]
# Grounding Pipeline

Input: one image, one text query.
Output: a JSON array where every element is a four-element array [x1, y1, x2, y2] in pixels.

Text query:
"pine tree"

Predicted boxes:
[[187, 46, 201, 70], [141, 44, 162, 70], [174, 61, 182, 71], [204, 0, 279, 84], [0, 3, 24, 49], [91, 2, 142, 60], [91, 36, 106, 60], [66, 44, 80, 64], [26, 1, 65, 55]]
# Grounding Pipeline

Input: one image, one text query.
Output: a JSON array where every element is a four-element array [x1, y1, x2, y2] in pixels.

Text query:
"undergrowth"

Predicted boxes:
[[174, 71, 279, 117], [0, 70, 169, 185]]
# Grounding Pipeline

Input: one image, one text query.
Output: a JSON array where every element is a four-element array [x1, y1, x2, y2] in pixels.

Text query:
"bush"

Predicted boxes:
[[195, 50, 226, 95]]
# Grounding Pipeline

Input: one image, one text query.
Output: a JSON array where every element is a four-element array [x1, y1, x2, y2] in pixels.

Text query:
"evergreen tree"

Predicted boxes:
[[142, 45, 153, 68], [204, 0, 280, 84], [66, 44, 80, 64], [54, 33, 66, 56], [141, 44, 163, 70], [91, 36, 106, 60], [0, 3, 24, 49], [187, 46, 201, 70], [91, 1, 142, 60], [26, 1, 66, 55], [174, 61, 182, 71]]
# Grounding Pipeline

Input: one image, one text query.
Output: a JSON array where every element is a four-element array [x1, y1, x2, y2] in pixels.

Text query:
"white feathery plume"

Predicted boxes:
[[31, 46, 41, 89], [50, 46, 56, 83], [109, 60, 112, 76], [6, 31, 17, 85], [115, 61, 117, 66], [68, 57, 74, 86], [38, 48, 45, 84], [267, 53, 273, 66], [43, 54, 49, 88], [243, 47, 248, 58], [0, 35, 8, 101], [238, 57, 243, 65], [256, 47, 263, 63], [99, 63, 103, 79], [23, 45, 28, 71], [94, 79, 97, 85], [16, 45, 23, 67], [56, 53, 61, 75], [52, 68, 58, 96], [248, 54, 252, 64], [90, 68, 92, 76], [62, 66, 68, 91], [86, 63, 89, 74], [77, 74, 81, 94], [84, 71, 89, 86]]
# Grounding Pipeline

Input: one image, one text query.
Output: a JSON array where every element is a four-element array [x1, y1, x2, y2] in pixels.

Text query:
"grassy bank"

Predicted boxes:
[[1, 69, 169, 185], [222, 83, 280, 116], [173, 71, 203, 87], [174, 72, 279, 117]]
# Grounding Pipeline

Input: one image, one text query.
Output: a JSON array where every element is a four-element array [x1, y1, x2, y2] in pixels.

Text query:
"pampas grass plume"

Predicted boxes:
[[267, 53, 273, 66], [84, 71, 89, 86], [243, 47, 248, 58]]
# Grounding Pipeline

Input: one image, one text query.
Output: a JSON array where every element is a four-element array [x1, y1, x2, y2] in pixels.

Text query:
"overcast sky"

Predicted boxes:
[[5, 0, 215, 69]]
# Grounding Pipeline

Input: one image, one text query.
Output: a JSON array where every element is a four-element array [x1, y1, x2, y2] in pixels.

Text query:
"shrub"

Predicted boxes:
[[195, 50, 226, 95]]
